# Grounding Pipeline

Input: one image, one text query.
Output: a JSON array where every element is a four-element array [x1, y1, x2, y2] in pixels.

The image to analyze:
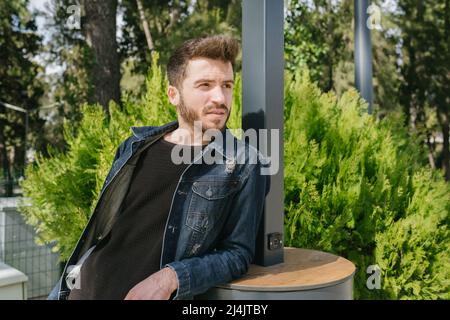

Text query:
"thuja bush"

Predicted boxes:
[[19, 52, 243, 262], [20, 54, 448, 299], [283, 70, 449, 299]]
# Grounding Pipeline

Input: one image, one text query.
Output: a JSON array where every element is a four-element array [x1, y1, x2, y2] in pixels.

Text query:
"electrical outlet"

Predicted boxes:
[[268, 233, 283, 250]]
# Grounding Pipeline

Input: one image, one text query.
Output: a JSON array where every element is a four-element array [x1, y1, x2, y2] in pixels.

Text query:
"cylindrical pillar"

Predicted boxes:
[[196, 248, 356, 300]]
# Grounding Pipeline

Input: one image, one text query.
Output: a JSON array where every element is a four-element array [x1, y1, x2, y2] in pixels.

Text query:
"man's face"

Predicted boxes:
[[168, 57, 234, 132]]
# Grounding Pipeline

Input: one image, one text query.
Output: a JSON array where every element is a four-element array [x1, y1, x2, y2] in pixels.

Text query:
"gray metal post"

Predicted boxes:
[[242, 0, 284, 266], [354, 0, 374, 114], [24, 111, 28, 176]]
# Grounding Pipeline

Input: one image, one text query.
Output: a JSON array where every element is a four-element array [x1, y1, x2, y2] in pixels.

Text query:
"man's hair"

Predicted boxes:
[[167, 35, 239, 89]]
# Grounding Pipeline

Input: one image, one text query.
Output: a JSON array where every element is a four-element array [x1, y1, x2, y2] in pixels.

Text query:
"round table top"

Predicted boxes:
[[217, 247, 356, 291]]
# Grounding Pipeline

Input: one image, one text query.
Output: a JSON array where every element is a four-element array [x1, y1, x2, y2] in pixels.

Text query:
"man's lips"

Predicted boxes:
[[206, 109, 227, 115]]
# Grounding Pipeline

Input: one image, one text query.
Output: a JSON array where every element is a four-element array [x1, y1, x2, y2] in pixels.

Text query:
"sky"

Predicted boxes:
[[28, 0, 126, 76], [27, 0, 400, 77]]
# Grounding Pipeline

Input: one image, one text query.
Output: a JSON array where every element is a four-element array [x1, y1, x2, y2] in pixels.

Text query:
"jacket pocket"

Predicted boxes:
[[191, 180, 238, 200], [183, 180, 239, 256], [187, 180, 239, 218]]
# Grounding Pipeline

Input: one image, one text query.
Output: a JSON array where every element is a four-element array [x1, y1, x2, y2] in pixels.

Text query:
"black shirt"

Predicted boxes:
[[68, 137, 203, 300]]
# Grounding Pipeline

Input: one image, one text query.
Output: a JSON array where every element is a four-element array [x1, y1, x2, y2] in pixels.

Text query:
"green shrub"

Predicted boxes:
[[284, 70, 449, 299], [20, 55, 448, 299]]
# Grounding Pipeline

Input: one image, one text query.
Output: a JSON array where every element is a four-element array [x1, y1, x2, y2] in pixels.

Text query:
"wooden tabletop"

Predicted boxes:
[[217, 247, 356, 291]]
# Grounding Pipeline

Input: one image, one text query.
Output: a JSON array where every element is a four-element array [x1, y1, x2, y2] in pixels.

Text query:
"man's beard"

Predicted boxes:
[[177, 95, 230, 132]]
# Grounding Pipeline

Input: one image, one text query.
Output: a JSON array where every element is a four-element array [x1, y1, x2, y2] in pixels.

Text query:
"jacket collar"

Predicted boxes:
[[131, 121, 235, 161], [131, 120, 178, 140]]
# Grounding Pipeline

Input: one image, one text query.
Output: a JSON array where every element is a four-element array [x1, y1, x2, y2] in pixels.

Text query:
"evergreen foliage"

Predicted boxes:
[[20, 58, 449, 299], [284, 70, 449, 299]]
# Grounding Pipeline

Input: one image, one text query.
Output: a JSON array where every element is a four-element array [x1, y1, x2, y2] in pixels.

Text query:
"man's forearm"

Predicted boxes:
[[166, 246, 252, 299], [124, 267, 179, 299], [161, 266, 179, 293]]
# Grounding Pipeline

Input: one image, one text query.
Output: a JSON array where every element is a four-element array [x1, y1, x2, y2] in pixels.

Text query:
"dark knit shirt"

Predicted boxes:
[[68, 137, 203, 300]]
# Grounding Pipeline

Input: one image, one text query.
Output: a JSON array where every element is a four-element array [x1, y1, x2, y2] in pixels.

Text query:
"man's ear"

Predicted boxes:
[[167, 85, 180, 106]]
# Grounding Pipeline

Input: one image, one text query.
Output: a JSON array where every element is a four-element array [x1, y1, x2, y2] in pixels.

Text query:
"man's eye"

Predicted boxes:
[[223, 84, 232, 89], [200, 83, 210, 87]]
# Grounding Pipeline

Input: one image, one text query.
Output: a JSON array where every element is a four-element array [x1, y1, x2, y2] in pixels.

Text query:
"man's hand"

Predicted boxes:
[[124, 267, 178, 300]]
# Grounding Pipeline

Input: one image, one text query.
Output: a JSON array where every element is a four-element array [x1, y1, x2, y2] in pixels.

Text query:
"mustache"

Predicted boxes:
[[204, 104, 228, 114]]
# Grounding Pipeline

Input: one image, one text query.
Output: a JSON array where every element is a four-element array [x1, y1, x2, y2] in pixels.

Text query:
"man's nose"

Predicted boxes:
[[210, 86, 226, 105]]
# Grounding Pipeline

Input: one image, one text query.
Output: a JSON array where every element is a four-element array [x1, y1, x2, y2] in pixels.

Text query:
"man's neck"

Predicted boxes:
[[163, 122, 209, 146]]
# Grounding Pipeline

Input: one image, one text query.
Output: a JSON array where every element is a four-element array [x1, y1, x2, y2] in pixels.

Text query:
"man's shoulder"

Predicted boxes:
[[229, 132, 268, 168], [116, 121, 179, 150], [130, 121, 178, 140]]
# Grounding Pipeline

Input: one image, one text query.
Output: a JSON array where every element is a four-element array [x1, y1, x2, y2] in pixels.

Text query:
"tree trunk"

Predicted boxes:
[[0, 121, 13, 196], [325, 1, 334, 92], [439, 0, 450, 181], [164, 3, 181, 35], [426, 131, 436, 170], [83, 0, 121, 115], [136, 0, 154, 52], [438, 110, 450, 181]]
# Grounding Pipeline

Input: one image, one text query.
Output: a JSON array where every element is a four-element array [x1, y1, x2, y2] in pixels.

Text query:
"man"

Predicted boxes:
[[48, 35, 270, 300]]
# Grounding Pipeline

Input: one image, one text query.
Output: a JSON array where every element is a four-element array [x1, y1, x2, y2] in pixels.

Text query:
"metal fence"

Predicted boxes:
[[0, 197, 61, 299]]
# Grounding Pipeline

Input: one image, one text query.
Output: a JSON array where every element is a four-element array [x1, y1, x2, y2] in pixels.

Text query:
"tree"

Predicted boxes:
[[285, 0, 403, 115], [118, 0, 241, 79], [285, 0, 353, 92], [43, 0, 121, 119], [135, 0, 154, 52], [0, 0, 45, 191], [83, 0, 121, 114], [42, 0, 93, 142], [395, 0, 450, 180]]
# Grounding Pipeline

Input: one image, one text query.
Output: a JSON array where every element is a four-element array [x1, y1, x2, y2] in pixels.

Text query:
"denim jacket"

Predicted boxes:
[[48, 120, 270, 300]]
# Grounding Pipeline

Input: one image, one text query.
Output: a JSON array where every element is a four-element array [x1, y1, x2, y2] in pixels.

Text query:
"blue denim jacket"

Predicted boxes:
[[48, 120, 270, 300]]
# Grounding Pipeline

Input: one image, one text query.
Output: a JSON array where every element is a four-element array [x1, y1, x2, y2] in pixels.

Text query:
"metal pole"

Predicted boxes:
[[24, 111, 28, 177], [354, 0, 374, 114], [242, 0, 284, 266]]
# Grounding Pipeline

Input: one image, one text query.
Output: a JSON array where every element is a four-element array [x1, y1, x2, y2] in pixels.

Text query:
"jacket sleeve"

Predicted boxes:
[[47, 137, 132, 300], [165, 162, 270, 299]]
